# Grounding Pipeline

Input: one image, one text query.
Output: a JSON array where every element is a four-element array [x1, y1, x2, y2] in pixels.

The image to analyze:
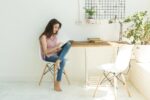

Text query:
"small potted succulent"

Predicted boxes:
[[123, 11, 150, 62], [84, 7, 96, 24]]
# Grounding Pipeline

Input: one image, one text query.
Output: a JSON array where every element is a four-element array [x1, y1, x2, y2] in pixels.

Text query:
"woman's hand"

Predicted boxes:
[[53, 43, 62, 53], [56, 47, 62, 52], [56, 43, 62, 48]]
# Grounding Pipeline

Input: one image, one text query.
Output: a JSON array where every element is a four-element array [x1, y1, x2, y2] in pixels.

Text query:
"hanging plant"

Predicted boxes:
[[84, 7, 96, 19]]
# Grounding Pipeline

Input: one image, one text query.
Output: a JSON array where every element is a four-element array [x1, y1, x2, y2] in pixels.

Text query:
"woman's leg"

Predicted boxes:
[[57, 41, 71, 60], [56, 58, 66, 81], [45, 55, 58, 62], [54, 41, 71, 71], [45, 55, 61, 91], [55, 41, 71, 81], [45, 56, 66, 91], [54, 59, 66, 91], [45, 55, 66, 81]]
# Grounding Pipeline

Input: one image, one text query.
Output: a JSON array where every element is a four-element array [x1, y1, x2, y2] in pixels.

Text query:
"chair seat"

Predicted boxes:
[[97, 63, 121, 73], [43, 58, 69, 64], [42, 60, 54, 65]]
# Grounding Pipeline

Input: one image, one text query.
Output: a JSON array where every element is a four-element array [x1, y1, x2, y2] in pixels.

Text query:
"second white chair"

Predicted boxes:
[[93, 45, 134, 100]]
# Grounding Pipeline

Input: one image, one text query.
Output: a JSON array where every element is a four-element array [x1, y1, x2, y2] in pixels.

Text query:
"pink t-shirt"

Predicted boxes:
[[41, 35, 60, 60]]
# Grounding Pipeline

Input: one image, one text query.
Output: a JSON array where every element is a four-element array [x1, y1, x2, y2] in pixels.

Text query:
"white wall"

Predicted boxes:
[[0, 0, 150, 82]]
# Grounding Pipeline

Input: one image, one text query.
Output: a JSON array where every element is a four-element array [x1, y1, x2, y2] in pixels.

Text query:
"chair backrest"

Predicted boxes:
[[39, 41, 45, 61], [115, 45, 134, 72]]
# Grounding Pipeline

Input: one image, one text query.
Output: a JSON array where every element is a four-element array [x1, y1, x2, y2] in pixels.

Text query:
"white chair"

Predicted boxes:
[[93, 45, 134, 100], [38, 47, 70, 87]]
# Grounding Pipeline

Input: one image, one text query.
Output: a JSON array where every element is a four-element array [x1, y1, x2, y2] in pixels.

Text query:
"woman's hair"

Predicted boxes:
[[39, 18, 62, 39]]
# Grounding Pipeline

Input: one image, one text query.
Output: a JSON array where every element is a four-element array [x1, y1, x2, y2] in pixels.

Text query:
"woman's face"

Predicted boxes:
[[53, 23, 60, 34]]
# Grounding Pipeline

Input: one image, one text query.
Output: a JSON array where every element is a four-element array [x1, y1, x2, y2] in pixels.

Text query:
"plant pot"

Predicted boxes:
[[86, 18, 96, 24], [134, 45, 150, 63]]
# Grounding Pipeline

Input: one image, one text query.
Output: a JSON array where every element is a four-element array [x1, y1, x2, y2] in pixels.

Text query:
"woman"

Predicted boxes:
[[39, 19, 71, 91]]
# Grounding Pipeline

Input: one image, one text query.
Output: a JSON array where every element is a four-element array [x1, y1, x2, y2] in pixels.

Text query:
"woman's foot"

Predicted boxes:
[[55, 59, 61, 69], [54, 81, 62, 91]]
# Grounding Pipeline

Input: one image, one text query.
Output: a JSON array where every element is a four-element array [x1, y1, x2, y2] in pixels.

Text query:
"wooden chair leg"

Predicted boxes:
[[53, 64, 57, 87], [47, 64, 55, 81], [63, 70, 71, 85], [93, 75, 103, 97], [113, 74, 118, 100], [121, 74, 131, 97], [39, 64, 47, 86]]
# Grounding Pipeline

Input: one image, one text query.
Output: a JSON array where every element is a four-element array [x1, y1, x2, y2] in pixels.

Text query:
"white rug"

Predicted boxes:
[[0, 81, 146, 100]]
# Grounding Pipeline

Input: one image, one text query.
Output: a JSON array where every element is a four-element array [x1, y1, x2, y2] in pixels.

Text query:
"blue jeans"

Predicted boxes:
[[45, 41, 71, 81]]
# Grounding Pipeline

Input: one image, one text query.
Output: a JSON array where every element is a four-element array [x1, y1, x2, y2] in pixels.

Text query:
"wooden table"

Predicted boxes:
[[71, 40, 128, 47], [70, 40, 129, 85]]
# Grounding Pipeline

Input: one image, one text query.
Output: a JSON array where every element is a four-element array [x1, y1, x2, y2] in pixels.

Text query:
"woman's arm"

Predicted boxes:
[[40, 35, 61, 55]]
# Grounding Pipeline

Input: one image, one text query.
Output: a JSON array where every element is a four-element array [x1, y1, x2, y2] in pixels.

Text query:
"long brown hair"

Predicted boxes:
[[39, 19, 62, 39]]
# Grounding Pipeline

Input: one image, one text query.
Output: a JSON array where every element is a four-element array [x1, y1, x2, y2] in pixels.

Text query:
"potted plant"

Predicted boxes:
[[84, 7, 96, 24], [123, 11, 150, 62]]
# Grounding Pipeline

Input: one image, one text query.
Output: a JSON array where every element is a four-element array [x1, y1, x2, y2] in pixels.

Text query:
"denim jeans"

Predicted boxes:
[[45, 41, 71, 81]]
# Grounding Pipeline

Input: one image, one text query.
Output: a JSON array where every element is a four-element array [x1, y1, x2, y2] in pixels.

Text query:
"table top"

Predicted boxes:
[[71, 40, 129, 47]]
